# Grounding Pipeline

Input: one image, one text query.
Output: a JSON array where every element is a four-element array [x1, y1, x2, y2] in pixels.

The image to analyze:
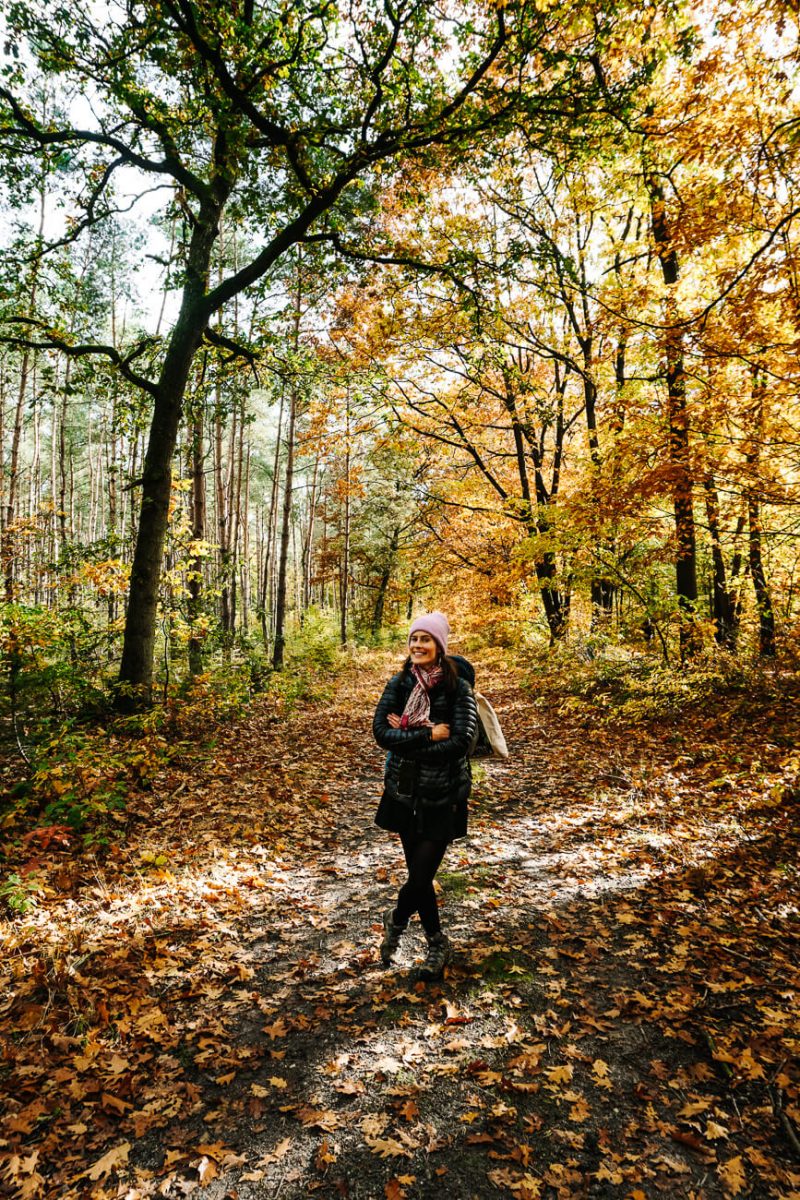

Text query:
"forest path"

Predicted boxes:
[[2, 653, 798, 1199]]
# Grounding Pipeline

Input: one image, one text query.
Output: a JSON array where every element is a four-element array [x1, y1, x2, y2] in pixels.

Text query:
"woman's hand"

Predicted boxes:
[[386, 714, 449, 739]]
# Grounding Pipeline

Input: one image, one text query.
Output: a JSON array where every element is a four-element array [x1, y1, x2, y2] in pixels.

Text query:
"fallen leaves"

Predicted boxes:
[[718, 1155, 748, 1195], [1, 655, 798, 1200], [80, 1141, 131, 1182]]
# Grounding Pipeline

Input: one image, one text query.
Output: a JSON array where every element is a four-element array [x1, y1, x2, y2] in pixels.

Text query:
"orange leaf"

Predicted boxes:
[[718, 1156, 747, 1195]]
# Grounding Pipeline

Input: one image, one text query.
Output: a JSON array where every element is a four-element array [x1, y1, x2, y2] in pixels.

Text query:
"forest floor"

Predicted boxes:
[[1, 649, 799, 1200]]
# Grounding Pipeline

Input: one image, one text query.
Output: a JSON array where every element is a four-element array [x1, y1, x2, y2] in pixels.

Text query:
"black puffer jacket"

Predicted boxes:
[[373, 669, 478, 842]]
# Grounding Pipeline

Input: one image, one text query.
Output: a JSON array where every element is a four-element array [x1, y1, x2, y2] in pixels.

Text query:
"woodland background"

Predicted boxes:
[[0, 2, 799, 1197], [1, 0, 799, 737]]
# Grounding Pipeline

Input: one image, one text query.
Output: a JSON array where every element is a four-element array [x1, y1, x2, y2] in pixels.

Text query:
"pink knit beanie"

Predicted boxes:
[[408, 611, 450, 655]]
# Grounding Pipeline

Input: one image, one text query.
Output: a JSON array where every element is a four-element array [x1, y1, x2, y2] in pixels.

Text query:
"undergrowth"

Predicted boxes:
[[0, 604, 351, 865], [522, 641, 795, 725]]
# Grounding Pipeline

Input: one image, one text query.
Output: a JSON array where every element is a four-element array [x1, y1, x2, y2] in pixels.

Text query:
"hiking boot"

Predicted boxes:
[[380, 908, 406, 965], [414, 932, 452, 981]]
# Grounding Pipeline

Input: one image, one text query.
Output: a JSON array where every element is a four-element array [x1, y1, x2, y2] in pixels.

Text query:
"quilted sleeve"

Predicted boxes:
[[415, 679, 478, 763], [372, 674, 433, 754]]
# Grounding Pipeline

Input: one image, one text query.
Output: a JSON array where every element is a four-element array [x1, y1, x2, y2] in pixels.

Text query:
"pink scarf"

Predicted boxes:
[[400, 664, 443, 729]]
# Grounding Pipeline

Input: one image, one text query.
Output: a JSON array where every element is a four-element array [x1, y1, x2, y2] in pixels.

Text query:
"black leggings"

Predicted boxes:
[[394, 831, 449, 937]]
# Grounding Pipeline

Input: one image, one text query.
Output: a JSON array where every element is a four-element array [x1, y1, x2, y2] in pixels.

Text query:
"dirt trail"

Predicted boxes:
[[1, 657, 798, 1199]]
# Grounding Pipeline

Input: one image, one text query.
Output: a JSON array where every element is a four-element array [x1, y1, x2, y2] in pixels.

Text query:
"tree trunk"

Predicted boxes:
[[507, 368, 569, 642], [648, 175, 698, 655], [2, 167, 46, 602], [187, 410, 206, 677], [215, 400, 232, 639], [372, 524, 400, 637], [580, 339, 616, 631], [302, 454, 320, 614], [703, 473, 739, 650], [340, 390, 351, 647], [273, 252, 303, 669], [272, 381, 297, 670], [240, 442, 251, 634], [746, 370, 775, 656], [749, 493, 775, 656], [259, 389, 285, 647], [117, 207, 220, 706], [2, 346, 32, 603]]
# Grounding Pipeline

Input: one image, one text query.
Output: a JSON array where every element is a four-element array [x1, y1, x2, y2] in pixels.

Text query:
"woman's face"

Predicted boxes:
[[409, 631, 439, 667]]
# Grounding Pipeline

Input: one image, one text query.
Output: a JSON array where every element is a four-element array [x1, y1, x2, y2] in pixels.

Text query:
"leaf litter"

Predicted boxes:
[[0, 655, 798, 1198]]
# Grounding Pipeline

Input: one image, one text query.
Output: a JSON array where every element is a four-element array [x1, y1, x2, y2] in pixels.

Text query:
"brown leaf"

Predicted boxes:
[[717, 1156, 747, 1195], [81, 1141, 131, 1181], [366, 1136, 410, 1159]]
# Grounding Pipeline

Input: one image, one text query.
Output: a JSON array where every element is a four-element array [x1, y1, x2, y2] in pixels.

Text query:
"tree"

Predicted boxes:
[[2, 0, 569, 703]]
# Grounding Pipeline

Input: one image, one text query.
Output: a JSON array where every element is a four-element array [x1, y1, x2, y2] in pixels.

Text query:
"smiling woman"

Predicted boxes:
[[371, 611, 478, 982]]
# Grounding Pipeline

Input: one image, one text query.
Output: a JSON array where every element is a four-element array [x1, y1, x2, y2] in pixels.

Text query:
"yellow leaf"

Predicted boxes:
[[262, 1138, 292, 1163], [263, 1017, 288, 1038], [569, 1097, 591, 1122], [591, 1060, 612, 1091], [362, 1114, 390, 1137], [678, 1100, 710, 1117], [596, 1163, 624, 1183], [545, 1064, 573, 1085], [718, 1156, 747, 1195], [315, 1138, 337, 1169], [737, 1048, 765, 1080], [82, 1141, 131, 1181], [706, 1121, 729, 1140], [297, 1107, 339, 1131], [196, 1155, 217, 1184]]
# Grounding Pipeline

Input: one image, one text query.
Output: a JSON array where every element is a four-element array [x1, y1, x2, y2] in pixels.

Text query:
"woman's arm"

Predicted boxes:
[[415, 680, 478, 762], [373, 675, 433, 753]]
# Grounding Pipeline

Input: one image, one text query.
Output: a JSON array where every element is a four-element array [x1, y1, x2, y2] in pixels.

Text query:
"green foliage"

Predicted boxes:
[[286, 607, 344, 673], [2, 603, 114, 721], [476, 950, 535, 987], [0, 872, 40, 915], [26, 724, 168, 840], [527, 642, 768, 725], [253, 609, 352, 712], [1, 604, 241, 839]]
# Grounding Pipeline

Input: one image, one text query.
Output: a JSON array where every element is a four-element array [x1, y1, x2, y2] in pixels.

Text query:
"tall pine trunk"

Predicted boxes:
[[259, 389, 284, 647], [272, 381, 297, 670], [272, 253, 303, 669], [187, 410, 206, 677], [339, 389, 351, 647]]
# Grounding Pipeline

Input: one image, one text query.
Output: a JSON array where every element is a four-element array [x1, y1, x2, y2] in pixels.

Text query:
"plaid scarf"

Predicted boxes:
[[399, 664, 443, 729]]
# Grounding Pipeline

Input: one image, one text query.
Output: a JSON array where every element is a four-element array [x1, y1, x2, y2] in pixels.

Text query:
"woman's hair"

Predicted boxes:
[[402, 653, 459, 697]]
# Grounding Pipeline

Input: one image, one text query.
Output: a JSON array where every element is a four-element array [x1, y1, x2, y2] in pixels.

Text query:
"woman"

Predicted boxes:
[[372, 611, 478, 981]]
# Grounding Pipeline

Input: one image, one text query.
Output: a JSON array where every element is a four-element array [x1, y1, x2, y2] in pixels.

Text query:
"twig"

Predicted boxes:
[[773, 1086, 800, 1159], [12, 710, 33, 770]]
